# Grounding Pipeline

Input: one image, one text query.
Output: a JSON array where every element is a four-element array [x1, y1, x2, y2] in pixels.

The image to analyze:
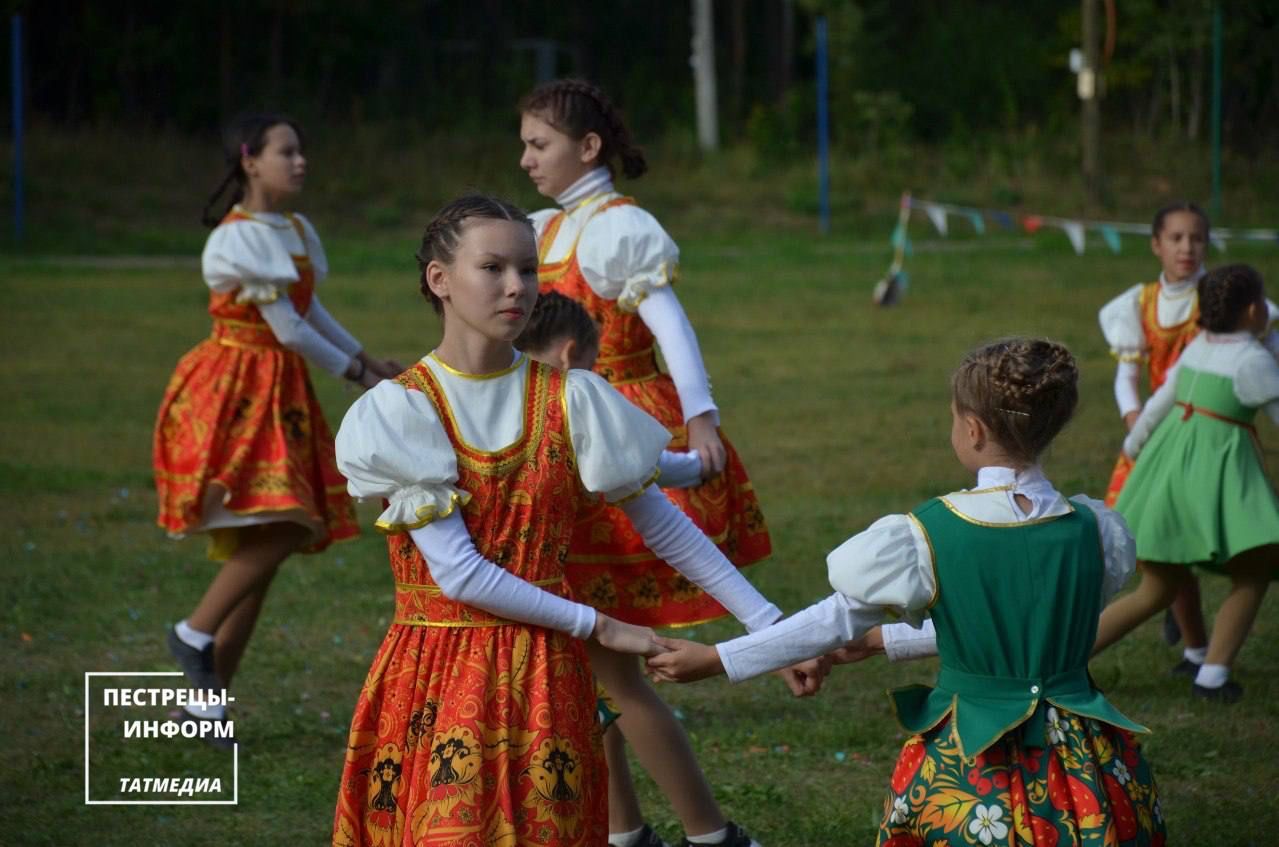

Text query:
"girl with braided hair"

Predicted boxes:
[[154, 112, 400, 738], [1096, 264, 1279, 703], [651, 338, 1165, 847], [518, 78, 774, 847], [330, 195, 820, 847], [1098, 202, 1213, 673]]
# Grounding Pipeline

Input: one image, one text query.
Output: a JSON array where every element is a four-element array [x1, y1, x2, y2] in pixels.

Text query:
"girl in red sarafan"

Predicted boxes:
[[154, 112, 399, 732], [330, 195, 816, 847], [518, 78, 774, 847]]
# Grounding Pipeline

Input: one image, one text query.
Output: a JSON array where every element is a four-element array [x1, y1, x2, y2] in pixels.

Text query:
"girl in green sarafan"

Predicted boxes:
[[1096, 263, 1279, 704], [649, 338, 1165, 847]]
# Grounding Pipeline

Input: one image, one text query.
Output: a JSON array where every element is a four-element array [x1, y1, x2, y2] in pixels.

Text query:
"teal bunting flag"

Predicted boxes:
[[1098, 225, 1122, 254]]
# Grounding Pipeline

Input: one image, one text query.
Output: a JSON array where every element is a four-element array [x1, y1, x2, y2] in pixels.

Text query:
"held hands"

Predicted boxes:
[[773, 657, 830, 697], [646, 636, 724, 682], [1123, 410, 1140, 432], [826, 627, 885, 665], [592, 614, 666, 658], [686, 412, 726, 479]]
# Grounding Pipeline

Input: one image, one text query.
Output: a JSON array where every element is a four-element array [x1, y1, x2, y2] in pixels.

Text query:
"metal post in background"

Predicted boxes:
[[1210, 2, 1223, 222], [11, 14, 24, 242], [815, 15, 830, 235], [691, 0, 719, 152]]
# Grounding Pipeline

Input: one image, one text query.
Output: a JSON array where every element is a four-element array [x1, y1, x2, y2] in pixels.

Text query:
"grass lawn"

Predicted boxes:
[[2, 228, 1278, 846]]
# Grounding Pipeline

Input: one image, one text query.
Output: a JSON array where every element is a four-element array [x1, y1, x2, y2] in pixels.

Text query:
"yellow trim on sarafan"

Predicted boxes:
[[938, 496, 1075, 528], [374, 490, 472, 534], [402, 358, 553, 476], [427, 350, 526, 381], [906, 512, 941, 610]]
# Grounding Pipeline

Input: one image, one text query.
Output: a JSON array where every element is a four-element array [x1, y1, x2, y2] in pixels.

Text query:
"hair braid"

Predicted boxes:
[[1197, 264, 1264, 333], [415, 194, 533, 315], [519, 78, 648, 180], [952, 338, 1079, 463], [514, 291, 600, 358]]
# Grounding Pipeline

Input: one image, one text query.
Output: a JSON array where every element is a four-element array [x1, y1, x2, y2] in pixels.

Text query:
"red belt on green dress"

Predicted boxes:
[[1175, 401, 1256, 434]]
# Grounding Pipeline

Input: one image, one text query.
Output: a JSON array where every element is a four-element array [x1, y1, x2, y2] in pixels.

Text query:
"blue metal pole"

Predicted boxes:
[[11, 14, 23, 242], [815, 16, 830, 235]]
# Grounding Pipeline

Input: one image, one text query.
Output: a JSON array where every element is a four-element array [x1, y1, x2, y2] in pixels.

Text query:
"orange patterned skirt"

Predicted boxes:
[[1103, 453, 1133, 509], [565, 369, 771, 628], [333, 624, 607, 847], [152, 336, 358, 555]]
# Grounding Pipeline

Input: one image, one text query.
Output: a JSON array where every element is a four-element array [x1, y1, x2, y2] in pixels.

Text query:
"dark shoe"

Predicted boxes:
[[1161, 609, 1182, 645], [166, 626, 222, 695], [1169, 658, 1201, 678], [680, 822, 760, 847], [1192, 680, 1243, 704]]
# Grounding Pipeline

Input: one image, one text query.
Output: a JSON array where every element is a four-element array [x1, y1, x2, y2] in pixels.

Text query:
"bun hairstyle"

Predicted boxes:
[[514, 291, 600, 357], [1197, 264, 1264, 333], [414, 194, 533, 315], [951, 338, 1080, 464], [519, 79, 648, 180], [1152, 200, 1210, 238], [202, 112, 305, 227]]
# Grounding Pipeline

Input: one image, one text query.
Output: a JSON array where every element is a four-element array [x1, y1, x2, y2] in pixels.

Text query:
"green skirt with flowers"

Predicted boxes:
[[877, 707, 1163, 847]]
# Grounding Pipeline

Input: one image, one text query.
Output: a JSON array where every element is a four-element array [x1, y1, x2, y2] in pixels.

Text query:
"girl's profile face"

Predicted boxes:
[[245, 123, 306, 201], [1150, 210, 1207, 283], [427, 219, 539, 344], [519, 112, 597, 199]]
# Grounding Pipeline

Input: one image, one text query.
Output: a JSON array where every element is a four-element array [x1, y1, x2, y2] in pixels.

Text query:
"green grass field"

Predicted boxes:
[[3, 218, 1279, 844]]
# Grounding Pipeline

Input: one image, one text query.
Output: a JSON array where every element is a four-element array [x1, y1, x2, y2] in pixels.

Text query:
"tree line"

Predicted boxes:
[[10, 0, 1277, 154]]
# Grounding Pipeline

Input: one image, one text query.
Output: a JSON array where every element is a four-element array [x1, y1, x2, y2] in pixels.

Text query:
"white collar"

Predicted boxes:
[[556, 167, 614, 208], [1158, 266, 1205, 296], [1203, 330, 1253, 344], [948, 464, 1070, 522]]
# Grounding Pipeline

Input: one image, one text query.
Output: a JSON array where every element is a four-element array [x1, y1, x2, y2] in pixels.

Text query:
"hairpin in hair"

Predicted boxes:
[[998, 408, 1031, 417]]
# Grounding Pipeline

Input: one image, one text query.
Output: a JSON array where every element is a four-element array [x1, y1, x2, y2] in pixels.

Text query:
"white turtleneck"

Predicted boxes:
[[554, 166, 614, 207], [532, 169, 719, 424], [714, 466, 1137, 681]]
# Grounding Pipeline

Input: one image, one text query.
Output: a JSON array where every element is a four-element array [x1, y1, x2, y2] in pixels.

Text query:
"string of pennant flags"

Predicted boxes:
[[871, 191, 1279, 306], [893, 191, 1279, 256]]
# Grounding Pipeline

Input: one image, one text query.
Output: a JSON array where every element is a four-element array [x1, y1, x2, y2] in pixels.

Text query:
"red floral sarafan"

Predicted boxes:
[[152, 209, 357, 556], [332, 361, 607, 847], [537, 198, 771, 627]]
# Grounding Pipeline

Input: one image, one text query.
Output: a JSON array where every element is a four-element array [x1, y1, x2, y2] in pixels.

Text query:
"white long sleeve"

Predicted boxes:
[[257, 297, 356, 378], [718, 593, 884, 682], [882, 618, 939, 661], [409, 511, 597, 639], [619, 485, 781, 632], [1113, 360, 1142, 417], [304, 296, 363, 357], [657, 449, 702, 489], [719, 469, 1136, 677], [636, 286, 718, 424]]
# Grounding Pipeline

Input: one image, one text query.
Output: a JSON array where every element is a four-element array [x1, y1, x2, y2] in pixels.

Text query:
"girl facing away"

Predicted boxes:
[[330, 195, 820, 847], [153, 112, 400, 737], [1095, 264, 1279, 703], [650, 339, 1165, 847], [518, 79, 775, 847], [1098, 202, 1212, 675]]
